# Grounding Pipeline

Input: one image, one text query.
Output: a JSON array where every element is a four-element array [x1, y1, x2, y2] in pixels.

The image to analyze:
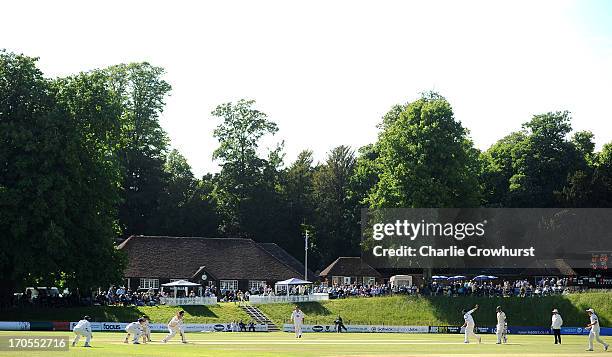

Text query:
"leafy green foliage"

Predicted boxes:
[[0, 51, 124, 305], [105, 63, 172, 237], [3, 47, 612, 298], [367, 93, 481, 208]]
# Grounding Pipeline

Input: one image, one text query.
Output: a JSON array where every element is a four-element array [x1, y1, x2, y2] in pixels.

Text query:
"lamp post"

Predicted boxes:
[[304, 230, 309, 281]]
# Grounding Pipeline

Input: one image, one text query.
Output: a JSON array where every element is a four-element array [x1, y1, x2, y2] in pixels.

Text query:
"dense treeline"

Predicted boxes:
[[1, 52, 611, 304]]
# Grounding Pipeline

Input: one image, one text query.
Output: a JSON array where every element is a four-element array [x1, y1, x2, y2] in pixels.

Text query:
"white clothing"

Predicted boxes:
[[74, 319, 91, 331], [72, 320, 92, 346], [291, 310, 305, 325], [496, 311, 506, 343], [463, 308, 476, 325], [464, 323, 479, 343], [168, 316, 183, 330], [496, 311, 506, 325], [590, 313, 600, 333], [588, 327, 607, 350], [162, 316, 186, 342], [125, 322, 142, 343], [142, 321, 151, 341], [291, 310, 305, 337], [587, 313, 608, 350], [551, 314, 563, 329], [463, 308, 479, 343]]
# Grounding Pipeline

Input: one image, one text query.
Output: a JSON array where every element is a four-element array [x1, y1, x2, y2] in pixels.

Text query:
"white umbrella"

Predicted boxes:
[[161, 280, 201, 298]]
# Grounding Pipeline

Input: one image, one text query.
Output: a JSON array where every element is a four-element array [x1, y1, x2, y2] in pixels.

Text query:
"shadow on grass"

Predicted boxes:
[[177, 305, 218, 318], [294, 302, 331, 316], [422, 295, 607, 327], [0, 304, 220, 322]]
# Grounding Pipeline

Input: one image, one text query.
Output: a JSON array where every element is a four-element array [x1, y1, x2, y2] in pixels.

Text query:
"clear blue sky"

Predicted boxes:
[[2, 0, 611, 176]]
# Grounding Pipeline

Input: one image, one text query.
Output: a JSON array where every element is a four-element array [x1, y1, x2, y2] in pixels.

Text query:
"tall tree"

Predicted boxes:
[[312, 146, 358, 265], [105, 63, 172, 237], [591, 143, 612, 206], [211, 99, 285, 242], [0, 51, 124, 305], [155, 150, 220, 236], [479, 132, 527, 206], [507, 111, 581, 206], [368, 93, 481, 208], [281, 150, 316, 259]]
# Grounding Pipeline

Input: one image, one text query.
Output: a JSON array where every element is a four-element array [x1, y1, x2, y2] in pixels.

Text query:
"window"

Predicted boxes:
[[220, 280, 238, 291], [363, 277, 375, 285], [249, 280, 266, 291], [139, 278, 159, 290], [343, 276, 351, 285]]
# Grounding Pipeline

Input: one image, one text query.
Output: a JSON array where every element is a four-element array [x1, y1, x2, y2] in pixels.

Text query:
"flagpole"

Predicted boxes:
[[304, 230, 309, 281]]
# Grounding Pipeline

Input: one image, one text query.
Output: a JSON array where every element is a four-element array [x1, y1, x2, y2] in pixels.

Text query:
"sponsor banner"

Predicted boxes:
[[283, 324, 428, 333], [561, 327, 587, 335], [0, 322, 30, 331], [429, 326, 462, 334], [476, 326, 496, 334], [69, 322, 267, 332], [507, 326, 551, 335], [562, 327, 612, 336]]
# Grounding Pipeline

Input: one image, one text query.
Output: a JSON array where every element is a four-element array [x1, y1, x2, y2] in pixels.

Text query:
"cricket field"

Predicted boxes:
[[0, 331, 608, 356]]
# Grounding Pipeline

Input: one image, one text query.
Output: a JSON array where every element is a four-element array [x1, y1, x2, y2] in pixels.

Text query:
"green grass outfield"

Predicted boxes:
[[257, 293, 612, 326], [0, 331, 609, 357]]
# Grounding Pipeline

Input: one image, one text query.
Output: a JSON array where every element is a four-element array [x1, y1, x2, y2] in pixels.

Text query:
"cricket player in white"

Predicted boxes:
[[162, 310, 187, 343], [124, 318, 144, 344], [495, 306, 507, 344], [462, 304, 481, 344], [141, 315, 151, 343], [72, 316, 92, 347], [585, 308, 609, 352], [291, 306, 305, 338]]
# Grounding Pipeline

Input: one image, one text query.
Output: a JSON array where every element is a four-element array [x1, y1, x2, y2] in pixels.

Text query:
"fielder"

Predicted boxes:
[[124, 318, 145, 344], [495, 306, 507, 344], [291, 306, 305, 338], [461, 304, 481, 344], [585, 308, 609, 352], [72, 316, 92, 348], [141, 315, 151, 343], [162, 310, 188, 343]]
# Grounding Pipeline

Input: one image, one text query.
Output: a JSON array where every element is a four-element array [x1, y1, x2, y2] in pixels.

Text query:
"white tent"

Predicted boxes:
[[161, 280, 201, 298], [162, 280, 201, 287], [275, 278, 313, 296]]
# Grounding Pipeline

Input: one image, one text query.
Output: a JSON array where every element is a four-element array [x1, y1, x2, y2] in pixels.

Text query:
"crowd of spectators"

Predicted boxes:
[[13, 276, 584, 308], [93, 286, 162, 306], [310, 277, 572, 299], [423, 277, 570, 297], [313, 283, 401, 298]]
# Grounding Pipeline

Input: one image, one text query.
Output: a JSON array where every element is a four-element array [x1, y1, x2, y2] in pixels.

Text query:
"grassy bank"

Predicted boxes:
[[256, 292, 612, 327], [2, 293, 610, 327], [0, 303, 250, 323]]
